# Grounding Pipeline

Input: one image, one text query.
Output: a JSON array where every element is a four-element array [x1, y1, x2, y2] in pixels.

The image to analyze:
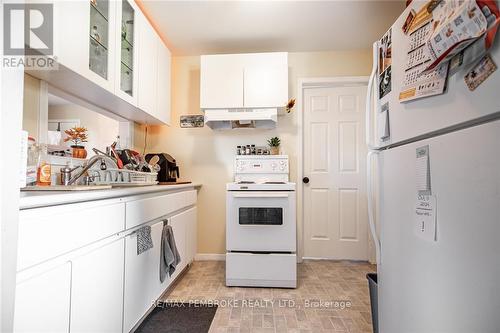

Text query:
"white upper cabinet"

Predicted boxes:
[[156, 41, 172, 125], [200, 52, 288, 110], [243, 53, 288, 108], [53, 0, 117, 92], [28, 0, 172, 125], [114, 0, 139, 105], [137, 12, 158, 119], [137, 11, 172, 125], [201, 54, 245, 109]]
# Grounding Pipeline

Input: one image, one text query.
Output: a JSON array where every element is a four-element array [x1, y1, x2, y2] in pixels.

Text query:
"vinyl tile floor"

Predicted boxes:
[[162, 260, 376, 333]]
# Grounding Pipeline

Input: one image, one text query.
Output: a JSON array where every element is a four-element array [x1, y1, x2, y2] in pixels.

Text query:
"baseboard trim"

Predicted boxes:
[[302, 256, 371, 262], [194, 253, 226, 261]]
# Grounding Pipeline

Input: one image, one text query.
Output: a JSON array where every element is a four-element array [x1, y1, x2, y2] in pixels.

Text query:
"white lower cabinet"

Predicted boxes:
[[123, 208, 197, 331], [169, 210, 188, 281], [14, 262, 72, 333], [153, 221, 172, 299], [70, 239, 125, 333], [123, 221, 165, 332], [15, 189, 198, 333], [186, 207, 198, 265]]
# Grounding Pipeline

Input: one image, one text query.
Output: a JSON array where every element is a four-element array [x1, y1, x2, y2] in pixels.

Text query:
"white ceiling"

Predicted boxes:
[[141, 0, 405, 56]]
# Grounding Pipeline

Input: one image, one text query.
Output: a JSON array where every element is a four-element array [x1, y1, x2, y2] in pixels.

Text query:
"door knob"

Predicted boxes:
[[302, 177, 310, 184]]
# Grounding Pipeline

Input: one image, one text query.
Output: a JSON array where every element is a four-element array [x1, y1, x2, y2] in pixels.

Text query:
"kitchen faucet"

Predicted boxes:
[[67, 155, 113, 185]]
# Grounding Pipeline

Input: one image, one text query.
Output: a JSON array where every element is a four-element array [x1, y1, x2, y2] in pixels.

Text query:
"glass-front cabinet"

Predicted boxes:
[[89, 0, 110, 80], [115, 0, 139, 104], [42, 0, 171, 123], [120, 1, 134, 95]]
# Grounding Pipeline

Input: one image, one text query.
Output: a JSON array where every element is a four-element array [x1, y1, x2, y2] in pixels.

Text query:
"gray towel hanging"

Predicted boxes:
[[136, 225, 153, 255], [160, 220, 181, 283]]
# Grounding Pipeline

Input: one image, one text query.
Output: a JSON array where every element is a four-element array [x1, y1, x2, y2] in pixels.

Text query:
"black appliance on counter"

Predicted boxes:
[[145, 153, 180, 183]]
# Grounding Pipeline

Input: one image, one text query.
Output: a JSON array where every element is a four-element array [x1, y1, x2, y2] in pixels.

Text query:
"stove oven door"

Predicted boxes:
[[226, 191, 296, 252]]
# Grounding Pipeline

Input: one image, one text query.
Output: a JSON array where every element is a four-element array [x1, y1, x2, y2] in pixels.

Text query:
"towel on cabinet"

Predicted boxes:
[[160, 222, 181, 282]]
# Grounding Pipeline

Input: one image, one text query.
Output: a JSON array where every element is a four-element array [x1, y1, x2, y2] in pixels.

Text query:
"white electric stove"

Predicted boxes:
[[225, 155, 297, 288]]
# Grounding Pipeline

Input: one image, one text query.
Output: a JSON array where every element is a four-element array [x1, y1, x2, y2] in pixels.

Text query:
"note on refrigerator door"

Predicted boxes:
[[416, 145, 431, 194], [414, 194, 437, 242]]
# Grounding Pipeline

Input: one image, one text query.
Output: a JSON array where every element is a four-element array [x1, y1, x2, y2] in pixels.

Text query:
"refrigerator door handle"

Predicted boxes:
[[366, 42, 378, 151], [367, 151, 381, 265]]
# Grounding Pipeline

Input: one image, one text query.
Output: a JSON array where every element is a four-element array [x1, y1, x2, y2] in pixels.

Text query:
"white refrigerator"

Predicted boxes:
[[366, 1, 500, 332]]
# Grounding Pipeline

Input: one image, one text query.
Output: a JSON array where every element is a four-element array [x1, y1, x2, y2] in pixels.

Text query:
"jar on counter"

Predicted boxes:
[[245, 145, 251, 155], [236, 146, 242, 155], [251, 144, 256, 155]]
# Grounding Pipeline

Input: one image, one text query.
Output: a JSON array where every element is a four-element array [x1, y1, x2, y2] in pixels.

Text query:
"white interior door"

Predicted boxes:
[[303, 85, 368, 260]]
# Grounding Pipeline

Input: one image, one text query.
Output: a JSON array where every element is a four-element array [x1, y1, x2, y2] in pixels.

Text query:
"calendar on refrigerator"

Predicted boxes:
[[399, 21, 449, 102]]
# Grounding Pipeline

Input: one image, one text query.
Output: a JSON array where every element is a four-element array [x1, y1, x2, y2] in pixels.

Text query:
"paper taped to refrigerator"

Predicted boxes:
[[425, 0, 489, 72], [414, 194, 437, 242], [416, 145, 431, 193]]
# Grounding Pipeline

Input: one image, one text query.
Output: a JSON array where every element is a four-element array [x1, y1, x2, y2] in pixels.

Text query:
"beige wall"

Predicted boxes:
[[49, 104, 119, 154], [23, 74, 41, 140], [134, 50, 373, 254]]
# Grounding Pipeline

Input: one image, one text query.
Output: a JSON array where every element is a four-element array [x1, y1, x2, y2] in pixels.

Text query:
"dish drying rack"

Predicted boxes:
[[88, 168, 158, 186]]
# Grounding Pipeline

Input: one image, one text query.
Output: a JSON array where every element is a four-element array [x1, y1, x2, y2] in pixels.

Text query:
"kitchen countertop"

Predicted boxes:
[[19, 183, 201, 210]]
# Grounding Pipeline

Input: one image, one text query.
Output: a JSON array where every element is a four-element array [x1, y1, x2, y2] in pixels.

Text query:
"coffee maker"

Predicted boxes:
[[145, 153, 180, 183]]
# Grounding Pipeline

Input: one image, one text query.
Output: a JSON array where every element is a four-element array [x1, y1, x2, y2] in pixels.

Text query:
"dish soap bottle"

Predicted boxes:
[[36, 144, 51, 186]]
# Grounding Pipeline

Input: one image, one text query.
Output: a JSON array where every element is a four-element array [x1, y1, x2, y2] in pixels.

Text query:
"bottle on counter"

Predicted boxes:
[[237, 146, 242, 155], [26, 136, 38, 186], [36, 144, 51, 186], [245, 145, 251, 155], [251, 144, 256, 155]]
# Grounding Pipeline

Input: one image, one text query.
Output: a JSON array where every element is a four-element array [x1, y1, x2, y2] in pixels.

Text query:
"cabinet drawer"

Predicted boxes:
[[226, 253, 296, 288], [185, 190, 197, 207], [18, 201, 125, 271], [125, 190, 197, 229]]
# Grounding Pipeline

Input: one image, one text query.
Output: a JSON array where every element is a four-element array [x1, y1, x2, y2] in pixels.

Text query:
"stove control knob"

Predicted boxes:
[[279, 166, 285, 171], [280, 160, 285, 165]]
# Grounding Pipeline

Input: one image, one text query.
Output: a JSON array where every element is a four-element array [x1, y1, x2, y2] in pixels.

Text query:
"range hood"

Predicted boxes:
[[204, 108, 278, 130]]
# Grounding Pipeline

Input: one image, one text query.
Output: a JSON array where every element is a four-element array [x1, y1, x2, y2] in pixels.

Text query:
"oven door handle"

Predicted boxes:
[[231, 193, 290, 198]]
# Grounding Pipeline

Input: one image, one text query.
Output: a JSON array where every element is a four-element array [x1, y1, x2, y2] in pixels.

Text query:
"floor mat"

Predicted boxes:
[[135, 302, 217, 333]]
